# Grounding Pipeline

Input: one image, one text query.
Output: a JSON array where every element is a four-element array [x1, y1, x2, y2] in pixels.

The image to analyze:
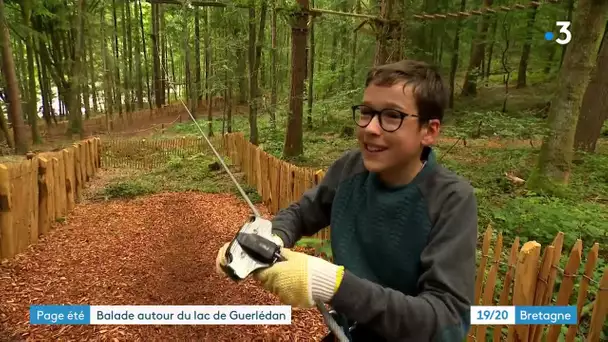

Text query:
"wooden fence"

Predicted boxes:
[[0, 138, 101, 260], [100, 136, 223, 169], [220, 132, 607, 342]]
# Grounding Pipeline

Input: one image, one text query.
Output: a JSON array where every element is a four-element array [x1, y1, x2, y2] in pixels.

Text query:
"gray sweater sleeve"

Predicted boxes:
[[329, 177, 478, 341], [271, 150, 361, 248]]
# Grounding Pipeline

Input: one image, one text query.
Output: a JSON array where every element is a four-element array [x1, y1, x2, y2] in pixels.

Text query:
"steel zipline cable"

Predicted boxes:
[[154, 2, 349, 341]]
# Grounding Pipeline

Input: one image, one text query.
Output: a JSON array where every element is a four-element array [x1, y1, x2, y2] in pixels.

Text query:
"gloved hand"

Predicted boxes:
[[215, 234, 285, 276], [253, 248, 345, 308]]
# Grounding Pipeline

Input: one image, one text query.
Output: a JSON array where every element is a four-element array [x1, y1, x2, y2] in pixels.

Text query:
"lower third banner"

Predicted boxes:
[[470, 305, 577, 325], [30, 305, 292, 325]]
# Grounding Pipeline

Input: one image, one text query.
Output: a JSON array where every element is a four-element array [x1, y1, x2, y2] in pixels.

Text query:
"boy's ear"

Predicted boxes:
[[421, 119, 441, 146]]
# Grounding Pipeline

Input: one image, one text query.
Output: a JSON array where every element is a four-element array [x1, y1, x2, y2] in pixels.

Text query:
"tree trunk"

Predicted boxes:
[[152, 3, 162, 108], [237, 36, 248, 104], [169, 39, 177, 101], [160, 6, 167, 105], [270, 0, 277, 128], [283, 0, 308, 157], [68, 0, 86, 138], [0, 102, 13, 148], [528, 0, 608, 192], [138, 0, 151, 109], [35, 42, 52, 126], [100, 4, 114, 118], [350, 0, 361, 90], [461, 0, 494, 96], [184, 11, 192, 113], [306, 0, 315, 130], [205, 8, 213, 135], [485, 17, 498, 83], [126, 0, 134, 113], [255, 4, 267, 95], [121, 0, 131, 115], [516, 5, 538, 88], [374, 0, 401, 66], [20, 0, 41, 144], [227, 79, 232, 133], [133, 1, 143, 109], [16, 39, 27, 101], [448, 0, 467, 109], [247, 2, 258, 144], [223, 17, 230, 134], [89, 38, 99, 113], [559, 0, 575, 70], [112, 0, 123, 115], [82, 37, 91, 119], [194, 8, 201, 114], [1, 0, 28, 154], [573, 21, 608, 152]]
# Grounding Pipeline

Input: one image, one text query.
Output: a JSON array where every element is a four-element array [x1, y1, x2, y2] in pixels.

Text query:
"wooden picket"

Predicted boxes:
[[0, 137, 101, 260]]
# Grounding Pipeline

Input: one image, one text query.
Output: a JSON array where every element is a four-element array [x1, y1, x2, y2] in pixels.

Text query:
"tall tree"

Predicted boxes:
[[283, 0, 308, 157], [573, 21, 608, 152], [138, 0, 152, 109], [461, 0, 494, 96], [100, 3, 114, 120], [112, 0, 123, 115], [374, 0, 401, 66], [448, 0, 467, 109], [0, 0, 28, 154], [19, 0, 41, 144], [68, 0, 86, 137], [516, 4, 539, 88], [152, 3, 162, 108], [269, 0, 278, 128], [194, 7, 201, 116], [528, 0, 608, 192]]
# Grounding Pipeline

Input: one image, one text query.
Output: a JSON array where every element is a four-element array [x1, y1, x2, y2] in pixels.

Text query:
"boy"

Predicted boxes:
[[216, 60, 478, 341]]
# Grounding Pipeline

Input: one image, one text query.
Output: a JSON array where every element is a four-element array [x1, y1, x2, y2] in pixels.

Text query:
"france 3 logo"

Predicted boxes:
[[544, 21, 572, 45]]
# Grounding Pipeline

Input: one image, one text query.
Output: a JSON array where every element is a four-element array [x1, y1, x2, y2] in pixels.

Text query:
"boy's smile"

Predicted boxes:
[[363, 142, 388, 153]]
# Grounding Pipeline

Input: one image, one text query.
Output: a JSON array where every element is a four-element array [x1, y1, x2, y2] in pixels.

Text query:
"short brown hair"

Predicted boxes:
[[365, 60, 448, 123]]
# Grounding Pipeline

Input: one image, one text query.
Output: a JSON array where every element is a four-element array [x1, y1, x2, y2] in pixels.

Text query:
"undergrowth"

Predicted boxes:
[[169, 101, 608, 251], [98, 153, 261, 203], [169, 98, 607, 262]]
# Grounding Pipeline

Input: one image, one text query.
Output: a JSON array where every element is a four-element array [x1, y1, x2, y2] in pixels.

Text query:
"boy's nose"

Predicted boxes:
[[364, 116, 383, 135]]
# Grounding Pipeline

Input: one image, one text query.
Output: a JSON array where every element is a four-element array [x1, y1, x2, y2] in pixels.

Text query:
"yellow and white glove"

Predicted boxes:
[[253, 248, 345, 308], [215, 234, 285, 275]]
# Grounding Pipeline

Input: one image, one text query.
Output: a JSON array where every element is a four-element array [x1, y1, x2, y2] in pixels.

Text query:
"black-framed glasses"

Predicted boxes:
[[352, 105, 419, 132]]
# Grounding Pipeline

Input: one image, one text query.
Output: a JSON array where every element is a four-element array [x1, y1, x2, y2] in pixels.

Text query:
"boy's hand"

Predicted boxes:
[[253, 249, 344, 308], [215, 235, 285, 276]]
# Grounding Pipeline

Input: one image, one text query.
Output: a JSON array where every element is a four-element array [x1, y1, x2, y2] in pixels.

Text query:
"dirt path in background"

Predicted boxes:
[[0, 192, 326, 341]]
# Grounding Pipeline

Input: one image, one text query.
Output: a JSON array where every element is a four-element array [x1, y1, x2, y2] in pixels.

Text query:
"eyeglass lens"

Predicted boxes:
[[354, 106, 404, 132]]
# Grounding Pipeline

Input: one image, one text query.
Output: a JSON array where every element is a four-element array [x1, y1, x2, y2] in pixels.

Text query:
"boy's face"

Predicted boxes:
[[356, 82, 440, 175]]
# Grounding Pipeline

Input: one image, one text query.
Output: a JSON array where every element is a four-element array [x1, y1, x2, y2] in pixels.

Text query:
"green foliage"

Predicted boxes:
[[296, 237, 332, 260], [491, 195, 607, 249], [98, 152, 243, 200], [102, 179, 157, 199], [442, 111, 549, 140], [238, 184, 262, 204]]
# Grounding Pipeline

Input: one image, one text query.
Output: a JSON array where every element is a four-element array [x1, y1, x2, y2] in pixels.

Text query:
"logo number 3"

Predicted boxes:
[[556, 21, 572, 45]]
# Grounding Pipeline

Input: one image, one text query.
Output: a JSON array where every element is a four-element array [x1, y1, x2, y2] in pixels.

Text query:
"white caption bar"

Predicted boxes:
[[90, 305, 291, 325]]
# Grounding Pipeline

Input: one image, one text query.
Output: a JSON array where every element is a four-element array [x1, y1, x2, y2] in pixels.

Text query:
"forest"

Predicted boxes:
[[0, 0, 607, 264], [0, 0, 607, 339], [0, 0, 607, 244]]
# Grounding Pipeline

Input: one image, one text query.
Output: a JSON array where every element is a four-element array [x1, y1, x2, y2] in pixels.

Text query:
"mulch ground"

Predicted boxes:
[[0, 192, 327, 341]]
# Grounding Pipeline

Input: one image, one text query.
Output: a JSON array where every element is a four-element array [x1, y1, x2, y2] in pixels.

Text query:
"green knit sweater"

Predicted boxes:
[[272, 147, 478, 342]]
